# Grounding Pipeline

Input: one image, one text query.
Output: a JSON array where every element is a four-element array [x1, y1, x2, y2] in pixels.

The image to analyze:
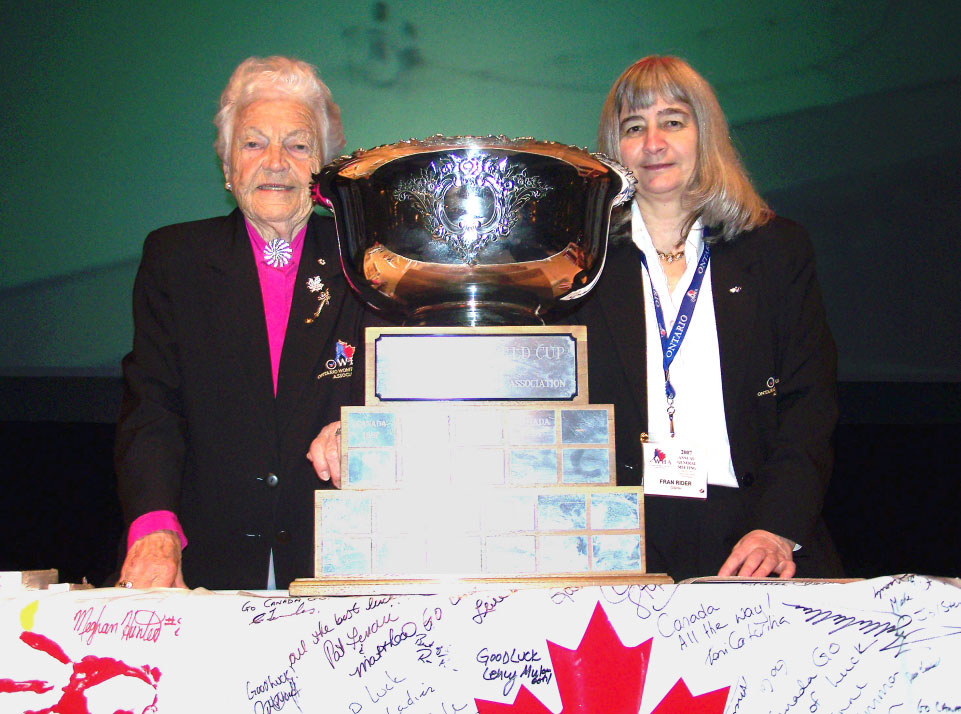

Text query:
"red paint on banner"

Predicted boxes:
[[0, 679, 53, 694], [22, 631, 71, 664], [0, 631, 161, 714]]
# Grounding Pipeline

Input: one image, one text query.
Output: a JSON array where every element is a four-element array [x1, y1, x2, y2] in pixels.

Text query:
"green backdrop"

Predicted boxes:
[[2, 1, 960, 380]]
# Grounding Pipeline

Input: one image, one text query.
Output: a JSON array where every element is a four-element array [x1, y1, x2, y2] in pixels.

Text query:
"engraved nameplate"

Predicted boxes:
[[366, 326, 587, 403]]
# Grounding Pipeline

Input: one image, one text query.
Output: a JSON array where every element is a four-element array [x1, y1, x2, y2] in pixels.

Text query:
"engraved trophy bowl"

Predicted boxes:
[[313, 136, 635, 326]]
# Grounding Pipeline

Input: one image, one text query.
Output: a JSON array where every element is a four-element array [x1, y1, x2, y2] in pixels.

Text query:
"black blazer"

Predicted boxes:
[[568, 216, 843, 579], [116, 210, 377, 589]]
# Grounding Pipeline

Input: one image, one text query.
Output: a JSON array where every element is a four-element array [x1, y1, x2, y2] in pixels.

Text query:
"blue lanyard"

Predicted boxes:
[[639, 242, 711, 437]]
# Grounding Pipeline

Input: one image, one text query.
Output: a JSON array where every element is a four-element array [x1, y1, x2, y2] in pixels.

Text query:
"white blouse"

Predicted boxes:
[[632, 202, 739, 488]]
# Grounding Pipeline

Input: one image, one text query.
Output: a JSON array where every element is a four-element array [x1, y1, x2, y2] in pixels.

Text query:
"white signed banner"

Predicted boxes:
[[1, 575, 959, 713]]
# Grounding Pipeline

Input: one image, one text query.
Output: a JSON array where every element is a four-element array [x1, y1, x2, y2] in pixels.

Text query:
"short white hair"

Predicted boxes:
[[214, 56, 346, 165]]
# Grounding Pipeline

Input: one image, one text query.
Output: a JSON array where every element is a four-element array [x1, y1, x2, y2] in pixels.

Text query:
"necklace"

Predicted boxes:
[[263, 238, 292, 268], [656, 248, 686, 264]]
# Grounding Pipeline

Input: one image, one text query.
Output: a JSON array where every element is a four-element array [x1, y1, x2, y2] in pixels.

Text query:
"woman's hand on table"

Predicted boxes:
[[307, 420, 343, 488], [118, 530, 186, 588], [718, 529, 797, 579]]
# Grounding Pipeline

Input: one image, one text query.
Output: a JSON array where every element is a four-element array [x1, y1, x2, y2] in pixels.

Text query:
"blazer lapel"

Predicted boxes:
[[274, 215, 349, 434], [597, 243, 648, 427], [711, 238, 760, 424], [201, 210, 276, 438]]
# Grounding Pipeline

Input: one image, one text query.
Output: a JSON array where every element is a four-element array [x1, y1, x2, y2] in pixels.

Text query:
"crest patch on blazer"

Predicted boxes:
[[317, 340, 355, 380]]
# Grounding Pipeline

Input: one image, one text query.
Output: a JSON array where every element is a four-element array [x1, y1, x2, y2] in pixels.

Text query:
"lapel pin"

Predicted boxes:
[[729, 286, 742, 293], [306, 276, 332, 319]]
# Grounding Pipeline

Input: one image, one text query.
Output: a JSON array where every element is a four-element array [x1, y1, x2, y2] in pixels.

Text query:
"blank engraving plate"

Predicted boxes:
[[315, 487, 644, 577], [341, 405, 614, 489], [310, 381, 653, 582], [374, 332, 579, 401]]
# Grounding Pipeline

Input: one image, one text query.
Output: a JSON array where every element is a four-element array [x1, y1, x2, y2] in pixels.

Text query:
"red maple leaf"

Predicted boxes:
[[476, 602, 729, 714], [650, 678, 730, 714], [474, 685, 554, 714]]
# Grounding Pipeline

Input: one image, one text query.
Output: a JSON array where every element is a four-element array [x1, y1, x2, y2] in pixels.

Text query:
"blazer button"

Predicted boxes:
[[266, 473, 279, 487], [741, 472, 755, 487], [275, 530, 291, 544]]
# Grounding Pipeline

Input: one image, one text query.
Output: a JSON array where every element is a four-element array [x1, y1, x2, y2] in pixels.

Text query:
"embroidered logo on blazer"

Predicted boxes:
[[757, 376, 779, 397], [317, 340, 355, 381]]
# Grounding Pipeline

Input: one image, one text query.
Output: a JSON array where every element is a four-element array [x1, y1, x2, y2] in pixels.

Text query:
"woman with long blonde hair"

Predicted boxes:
[[574, 55, 842, 581]]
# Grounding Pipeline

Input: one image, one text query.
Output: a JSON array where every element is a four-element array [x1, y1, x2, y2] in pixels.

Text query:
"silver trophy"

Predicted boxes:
[[313, 136, 634, 326], [292, 137, 659, 594]]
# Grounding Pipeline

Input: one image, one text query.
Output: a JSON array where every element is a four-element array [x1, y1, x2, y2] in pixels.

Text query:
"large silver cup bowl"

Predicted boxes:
[[314, 136, 635, 326]]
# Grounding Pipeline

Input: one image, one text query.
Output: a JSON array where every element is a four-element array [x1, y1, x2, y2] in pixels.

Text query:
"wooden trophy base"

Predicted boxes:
[[290, 571, 673, 597], [296, 326, 662, 593]]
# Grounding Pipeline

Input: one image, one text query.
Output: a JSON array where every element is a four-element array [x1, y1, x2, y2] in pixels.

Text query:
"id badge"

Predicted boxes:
[[642, 440, 708, 498]]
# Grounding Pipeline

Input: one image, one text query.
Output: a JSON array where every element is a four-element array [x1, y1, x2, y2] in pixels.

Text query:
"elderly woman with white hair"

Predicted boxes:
[[572, 56, 843, 581], [114, 56, 377, 590]]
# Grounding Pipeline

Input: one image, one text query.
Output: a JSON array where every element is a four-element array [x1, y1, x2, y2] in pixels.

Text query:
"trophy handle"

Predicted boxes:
[[558, 154, 634, 304], [592, 152, 636, 207]]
